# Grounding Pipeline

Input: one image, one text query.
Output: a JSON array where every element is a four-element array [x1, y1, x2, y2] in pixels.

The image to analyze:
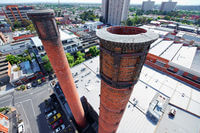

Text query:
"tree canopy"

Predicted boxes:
[[66, 53, 74, 67], [74, 51, 85, 66], [42, 55, 53, 72], [80, 10, 97, 21], [89, 46, 99, 57], [6, 51, 32, 65]]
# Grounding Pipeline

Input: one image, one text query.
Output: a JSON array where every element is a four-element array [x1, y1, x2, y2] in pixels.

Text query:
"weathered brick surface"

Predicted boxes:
[[97, 26, 158, 133]]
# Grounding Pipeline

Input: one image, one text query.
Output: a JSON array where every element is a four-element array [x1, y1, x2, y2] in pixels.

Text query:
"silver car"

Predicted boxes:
[[46, 110, 57, 119]]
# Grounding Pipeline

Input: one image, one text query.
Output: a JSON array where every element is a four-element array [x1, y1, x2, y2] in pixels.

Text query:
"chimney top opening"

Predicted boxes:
[[107, 26, 147, 35]]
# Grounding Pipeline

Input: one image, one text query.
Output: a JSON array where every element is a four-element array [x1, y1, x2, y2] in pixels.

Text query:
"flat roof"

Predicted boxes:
[[150, 38, 163, 48], [155, 105, 200, 133], [191, 50, 200, 73], [160, 43, 183, 60], [171, 46, 197, 69], [31, 36, 43, 47], [68, 56, 200, 132], [149, 40, 173, 56], [31, 30, 78, 47]]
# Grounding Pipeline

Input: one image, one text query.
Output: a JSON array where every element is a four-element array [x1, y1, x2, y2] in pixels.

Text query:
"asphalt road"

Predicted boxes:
[[0, 82, 53, 133]]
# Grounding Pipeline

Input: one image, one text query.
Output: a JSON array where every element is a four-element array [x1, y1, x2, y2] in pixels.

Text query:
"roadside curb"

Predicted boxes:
[[0, 89, 15, 97]]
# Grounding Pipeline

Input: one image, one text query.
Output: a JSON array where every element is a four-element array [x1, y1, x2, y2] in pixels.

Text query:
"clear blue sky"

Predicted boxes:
[[0, 0, 199, 5]]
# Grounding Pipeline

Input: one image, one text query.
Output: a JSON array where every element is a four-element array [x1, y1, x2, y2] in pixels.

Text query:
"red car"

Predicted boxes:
[[51, 119, 63, 129]]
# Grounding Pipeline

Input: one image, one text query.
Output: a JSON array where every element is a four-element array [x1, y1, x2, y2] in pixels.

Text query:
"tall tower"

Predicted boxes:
[[142, 0, 155, 12], [160, 0, 177, 12], [97, 26, 158, 133], [27, 9, 87, 128], [102, 0, 130, 25]]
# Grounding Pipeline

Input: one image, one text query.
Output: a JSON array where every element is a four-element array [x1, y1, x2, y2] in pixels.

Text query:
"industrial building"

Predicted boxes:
[[53, 55, 200, 132], [102, 0, 130, 25], [142, 0, 155, 12], [0, 40, 32, 55], [160, 0, 177, 12], [26, 8, 200, 133], [2, 5, 33, 24]]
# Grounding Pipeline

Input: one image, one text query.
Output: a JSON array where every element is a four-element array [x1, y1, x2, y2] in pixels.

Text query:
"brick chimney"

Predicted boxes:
[[27, 9, 87, 128], [96, 26, 158, 133]]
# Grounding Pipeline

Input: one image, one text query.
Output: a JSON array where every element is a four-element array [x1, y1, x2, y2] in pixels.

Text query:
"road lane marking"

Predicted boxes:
[[30, 99, 36, 117], [20, 102, 33, 133], [0, 99, 12, 105], [15, 99, 36, 118]]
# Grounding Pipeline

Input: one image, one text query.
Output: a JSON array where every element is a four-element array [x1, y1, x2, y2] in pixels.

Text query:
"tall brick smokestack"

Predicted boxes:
[[97, 26, 158, 133], [27, 9, 87, 128]]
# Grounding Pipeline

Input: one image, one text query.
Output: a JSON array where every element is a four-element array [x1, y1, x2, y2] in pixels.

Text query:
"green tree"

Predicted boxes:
[[26, 24, 35, 33], [74, 56, 85, 66], [126, 18, 133, 26], [44, 61, 53, 72], [164, 16, 171, 20], [76, 51, 85, 57], [196, 19, 200, 26], [56, 20, 61, 25], [42, 55, 53, 72], [13, 20, 22, 28], [74, 51, 85, 66], [6, 54, 19, 65], [22, 19, 32, 27], [66, 53, 74, 67], [80, 10, 96, 21], [89, 46, 99, 57]]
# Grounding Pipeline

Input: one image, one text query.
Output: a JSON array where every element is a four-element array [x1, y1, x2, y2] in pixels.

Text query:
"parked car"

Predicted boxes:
[[44, 105, 54, 114], [46, 110, 57, 119], [26, 83, 31, 89], [41, 77, 46, 82], [48, 113, 62, 125], [55, 124, 65, 133], [51, 119, 63, 129], [31, 81, 38, 87]]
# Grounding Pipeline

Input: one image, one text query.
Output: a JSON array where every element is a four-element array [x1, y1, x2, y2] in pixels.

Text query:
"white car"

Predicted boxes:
[[18, 122, 25, 133], [46, 110, 57, 119], [55, 124, 65, 133]]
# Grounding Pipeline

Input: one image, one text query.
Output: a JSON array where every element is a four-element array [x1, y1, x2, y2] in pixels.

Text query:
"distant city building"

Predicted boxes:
[[142, 0, 155, 11], [160, 0, 177, 12], [31, 29, 82, 56], [0, 56, 10, 87], [84, 21, 104, 31], [0, 40, 31, 55], [2, 5, 33, 24], [10, 59, 41, 87], [102, 0, 130, 25]]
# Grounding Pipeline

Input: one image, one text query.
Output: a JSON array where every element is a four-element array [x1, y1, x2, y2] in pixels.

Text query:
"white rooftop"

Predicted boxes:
[[149, 40, 173, 56], [69, 56, 200, 132], [171, 46, 197, 69], [160, 43, 183, 60]]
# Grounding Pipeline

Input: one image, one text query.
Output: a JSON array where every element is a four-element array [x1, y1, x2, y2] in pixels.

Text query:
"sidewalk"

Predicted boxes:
[[0, 84, 15, 97]]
